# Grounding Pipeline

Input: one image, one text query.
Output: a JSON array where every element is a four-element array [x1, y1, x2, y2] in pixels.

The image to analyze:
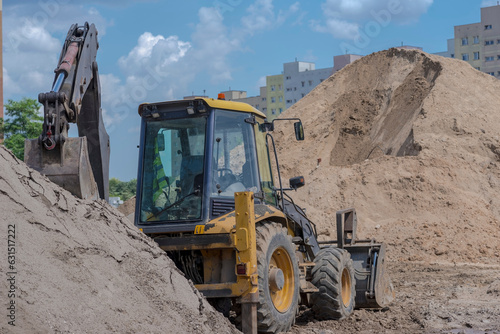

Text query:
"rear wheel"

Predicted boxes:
[[311, 247, 355, 320], [256, 222, 300, 333]]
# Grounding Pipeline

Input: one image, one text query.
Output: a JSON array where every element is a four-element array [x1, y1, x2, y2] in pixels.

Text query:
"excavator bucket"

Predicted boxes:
[[25, 137, 99, 200], [336, 209, 395, 308]]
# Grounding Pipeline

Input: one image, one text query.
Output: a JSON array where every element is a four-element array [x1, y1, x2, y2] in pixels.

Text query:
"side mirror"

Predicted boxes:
[[262, 122, 274, 132], [157, 132, 165, 152], [289, 176, 305, 190], [294, 121, 304, 141]]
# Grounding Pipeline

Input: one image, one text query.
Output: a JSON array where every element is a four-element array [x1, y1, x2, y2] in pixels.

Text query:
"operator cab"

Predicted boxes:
[[135, 98, 275, 234]]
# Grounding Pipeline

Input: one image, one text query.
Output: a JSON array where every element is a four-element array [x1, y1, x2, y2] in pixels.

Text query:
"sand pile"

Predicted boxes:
[[275, 48, 500, 265], [0, 147, 238, 333]]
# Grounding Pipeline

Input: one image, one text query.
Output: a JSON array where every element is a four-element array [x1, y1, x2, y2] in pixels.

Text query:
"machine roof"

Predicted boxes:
[[138, 97, 267, 119]]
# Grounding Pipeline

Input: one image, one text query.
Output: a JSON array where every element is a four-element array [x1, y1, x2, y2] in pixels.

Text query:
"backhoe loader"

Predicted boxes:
[[134, 97, 394, 333]]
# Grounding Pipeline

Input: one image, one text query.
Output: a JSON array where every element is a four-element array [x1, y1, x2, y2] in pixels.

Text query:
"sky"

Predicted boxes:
[[2, 0, 497, 181]]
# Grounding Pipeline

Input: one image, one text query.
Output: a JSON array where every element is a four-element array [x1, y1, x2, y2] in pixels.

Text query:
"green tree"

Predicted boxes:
[[109, 178, 137, 201], [1, 98, 43, 160]]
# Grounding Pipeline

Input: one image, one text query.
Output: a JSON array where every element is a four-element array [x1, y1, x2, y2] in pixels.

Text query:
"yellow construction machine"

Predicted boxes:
[[134, 96, 394, 333], [26, 22, 393, 334]]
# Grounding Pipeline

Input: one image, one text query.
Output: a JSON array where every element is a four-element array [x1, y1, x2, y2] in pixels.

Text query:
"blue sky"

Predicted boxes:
[[2, 0, 496, 180]]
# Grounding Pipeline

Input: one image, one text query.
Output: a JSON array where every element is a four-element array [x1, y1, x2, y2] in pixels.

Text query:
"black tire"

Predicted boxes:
[[256, 222, 300, 333], [311, 247, 356, 320]]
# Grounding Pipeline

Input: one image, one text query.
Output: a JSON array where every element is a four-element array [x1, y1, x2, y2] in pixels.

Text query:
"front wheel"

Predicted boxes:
[[311, 247, 356, 320], [256, 222, 300, 333]]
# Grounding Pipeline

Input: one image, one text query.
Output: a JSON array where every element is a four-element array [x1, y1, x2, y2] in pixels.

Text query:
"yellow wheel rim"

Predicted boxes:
[[268, 247, 294, 312], [341, 267, 352, 307]]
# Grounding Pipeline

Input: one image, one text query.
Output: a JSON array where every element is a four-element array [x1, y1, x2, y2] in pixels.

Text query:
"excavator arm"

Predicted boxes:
[[25, 22, 109, 200]]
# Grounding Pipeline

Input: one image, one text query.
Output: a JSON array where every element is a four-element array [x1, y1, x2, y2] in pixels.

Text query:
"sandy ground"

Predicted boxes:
[[288, 262, 500, 334]]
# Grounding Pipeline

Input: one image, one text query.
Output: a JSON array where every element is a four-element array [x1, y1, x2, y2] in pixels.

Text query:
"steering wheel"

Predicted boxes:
[[215, 168, 236, 191], [217, 168, 234, 178]]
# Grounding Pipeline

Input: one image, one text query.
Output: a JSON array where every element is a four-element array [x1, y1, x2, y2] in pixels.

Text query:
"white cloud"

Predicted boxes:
[[242, 0, 275, 32], [3, 68, 22, 98], [191, 7, 240, 83], [311, 18, 360, 39], [312, 0, 433, 39], [3, 16, 61, 97], [99, 31, 194, 130], [118, 33, 191, 77], [242, 0, 301, 34], [2, 2, 111, 103]]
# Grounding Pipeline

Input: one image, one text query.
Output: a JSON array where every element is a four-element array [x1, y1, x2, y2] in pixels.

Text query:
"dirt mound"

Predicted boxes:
[[0, 147, 238, 333], [275, 48, 500, 265], [118, 195, 136, 216]]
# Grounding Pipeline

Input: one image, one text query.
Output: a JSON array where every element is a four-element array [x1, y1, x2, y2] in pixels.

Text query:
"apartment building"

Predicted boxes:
[[283, 61, 333, 110], [217, 54, 362, 120], [438, 4, 500, 77]]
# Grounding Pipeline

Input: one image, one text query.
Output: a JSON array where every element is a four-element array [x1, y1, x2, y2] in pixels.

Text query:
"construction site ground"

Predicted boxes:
[[2, 48, 500, 333], [290, 262, 500, 333]]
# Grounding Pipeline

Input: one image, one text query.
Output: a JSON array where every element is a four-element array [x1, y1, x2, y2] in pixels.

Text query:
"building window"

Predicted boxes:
[[498, 39, 500, 44], [485, 24, 492, 30], [279, 108, 283, 113], [294, 87, 297, 91], [286, 99, 292, 103], [451, 54, 455, 58], [271, 85, 275, 91], [278, 85, 282, 90], [475, 67, 481, 70], [301, 81, 305, 87], [301, 93, 305, 98], [462, 53, 469, 61], [308, 80, 312, 86], [262, 97, 266, 101], [271, 109, 276, 115], [487, 72, 495, 76], [497, 71, 500, 76], [473, 36, 480, 44], [255, 104, 259, 109], [262, 108, 267, 112], [474, 52, 480, 60], [320, 79, 324, 82], [461, 37, 468, 46], [485, 40, 495, 46], [271, 97, 276, 103], [294, 99, 297, 102], [497, 55, 500, 60], [486, 56, 495, 61], [285, 76, 291, 80], [286, 88, 292, 91], [279, 96, 283, 102]]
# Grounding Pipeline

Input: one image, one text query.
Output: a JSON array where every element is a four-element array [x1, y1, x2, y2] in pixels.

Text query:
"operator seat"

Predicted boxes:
[[180, 155, 204, 196]]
